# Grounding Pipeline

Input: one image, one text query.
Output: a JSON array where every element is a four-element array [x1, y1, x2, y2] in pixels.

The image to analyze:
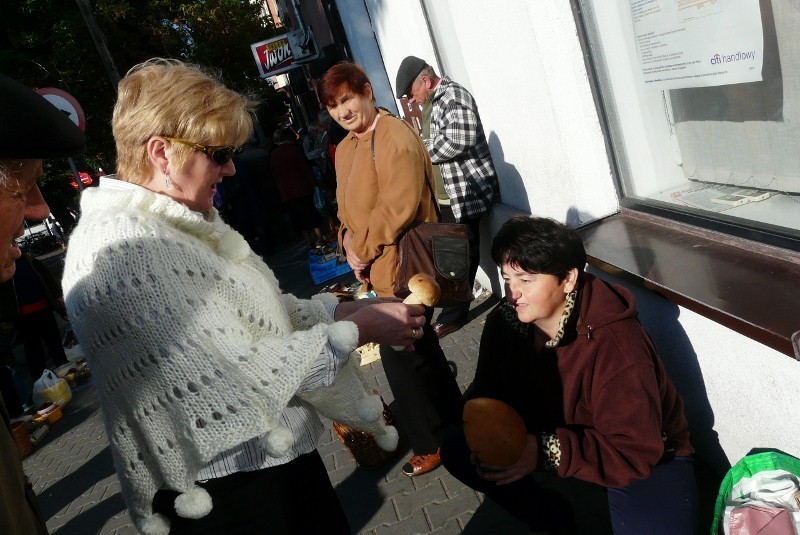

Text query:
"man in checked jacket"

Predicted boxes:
[[396, 56, 500, 337]]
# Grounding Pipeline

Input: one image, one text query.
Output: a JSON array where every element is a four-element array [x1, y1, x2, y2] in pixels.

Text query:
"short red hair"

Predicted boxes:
[[317, 62, 373, 108]]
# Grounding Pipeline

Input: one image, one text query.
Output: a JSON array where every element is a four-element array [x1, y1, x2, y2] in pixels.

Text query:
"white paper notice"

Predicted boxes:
[[630, 0, 764, 90]]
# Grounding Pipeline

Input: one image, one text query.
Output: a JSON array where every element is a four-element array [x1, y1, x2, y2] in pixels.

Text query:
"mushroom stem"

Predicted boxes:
[[402, 294, 424, 306]]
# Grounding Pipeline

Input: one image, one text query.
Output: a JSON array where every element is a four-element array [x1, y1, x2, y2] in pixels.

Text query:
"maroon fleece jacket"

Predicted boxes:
[[470, 273, 693, 488]]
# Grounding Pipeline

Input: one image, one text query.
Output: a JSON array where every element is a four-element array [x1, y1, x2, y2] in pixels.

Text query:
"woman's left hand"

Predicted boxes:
[[342, 231, 371, 282], [474, 434, 539, 485]]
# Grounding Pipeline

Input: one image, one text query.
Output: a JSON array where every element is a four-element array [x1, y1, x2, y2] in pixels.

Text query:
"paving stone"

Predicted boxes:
[[348, 492, 401, 532], [322, 451, 337, 472], [394, 479, 447, 519], [374, 472, 415, 497], [334, 447, 358, 469], [318, 435, 345, 458], [425, 489, 482, 529], [100, 479, 122, 501], [102, 510, 137, 533], [439, 471, 477, 498], [410, 469, 448, 489], [430, 515, 467, 534], [327, 461, 359, 486], [64, 484, 107, 515], [372, 507, 431, 535]]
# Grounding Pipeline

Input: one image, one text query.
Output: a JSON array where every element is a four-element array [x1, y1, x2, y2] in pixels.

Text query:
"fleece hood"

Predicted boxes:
[[573, 273, 639, 339]]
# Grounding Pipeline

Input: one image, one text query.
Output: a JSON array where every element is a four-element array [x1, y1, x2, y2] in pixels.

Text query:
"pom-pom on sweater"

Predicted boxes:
[[62, 180, 395, 534]]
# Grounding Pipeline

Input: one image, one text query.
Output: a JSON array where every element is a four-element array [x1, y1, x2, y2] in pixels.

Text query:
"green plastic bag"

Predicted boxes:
[[710, 450, 800, 535]]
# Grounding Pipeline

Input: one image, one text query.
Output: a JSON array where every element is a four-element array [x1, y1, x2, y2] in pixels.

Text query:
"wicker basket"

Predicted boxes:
[[11, 422, 33, 460], [332, 396, 397, 469]]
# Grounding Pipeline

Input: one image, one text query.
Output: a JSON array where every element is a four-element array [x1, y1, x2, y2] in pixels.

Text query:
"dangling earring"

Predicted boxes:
[[164, 168, 171, 189]]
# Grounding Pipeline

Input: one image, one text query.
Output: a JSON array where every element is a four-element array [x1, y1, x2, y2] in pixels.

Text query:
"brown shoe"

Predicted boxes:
[[432, 322, 461, 338], [402, 449, 441, 476]]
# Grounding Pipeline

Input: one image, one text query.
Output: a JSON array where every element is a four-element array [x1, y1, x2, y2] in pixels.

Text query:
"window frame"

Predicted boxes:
[[570, 0, 800, 253], [569, 0, 800, 359]]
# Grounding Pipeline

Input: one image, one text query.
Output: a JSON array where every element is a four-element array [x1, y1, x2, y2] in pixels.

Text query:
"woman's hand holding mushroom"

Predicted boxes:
[[391, 274, 441, 350], [347, 302, 427, 348]]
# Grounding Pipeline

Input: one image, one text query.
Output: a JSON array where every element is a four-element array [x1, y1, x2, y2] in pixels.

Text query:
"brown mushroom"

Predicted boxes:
[[463, 397, 528, 467], [403, 273, 440, 306], [391, 274, 440, 350]]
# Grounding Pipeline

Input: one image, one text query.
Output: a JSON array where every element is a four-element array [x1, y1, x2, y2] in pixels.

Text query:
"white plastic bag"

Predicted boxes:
[[33, 370, 59, 391], [65, 344, 85, 362], [32, 370, 72, 407]]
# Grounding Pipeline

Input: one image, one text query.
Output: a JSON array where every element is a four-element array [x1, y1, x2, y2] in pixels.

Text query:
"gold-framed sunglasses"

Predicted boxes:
[[162, 137, 243, 166]]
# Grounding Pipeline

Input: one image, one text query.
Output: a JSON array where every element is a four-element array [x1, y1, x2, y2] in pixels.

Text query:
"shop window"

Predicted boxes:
[[575, 0, 800, 249]]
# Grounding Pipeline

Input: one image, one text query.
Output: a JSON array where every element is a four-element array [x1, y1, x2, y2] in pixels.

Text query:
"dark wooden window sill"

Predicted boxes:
[[577, 210, 800, 359]]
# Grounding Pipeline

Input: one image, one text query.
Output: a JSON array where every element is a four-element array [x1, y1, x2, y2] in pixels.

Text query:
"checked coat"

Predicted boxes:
[[424, 76, 499, 222]]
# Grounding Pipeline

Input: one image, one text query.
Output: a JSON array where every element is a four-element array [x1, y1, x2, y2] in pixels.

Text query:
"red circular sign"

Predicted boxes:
[[36, 87, 86, 132]]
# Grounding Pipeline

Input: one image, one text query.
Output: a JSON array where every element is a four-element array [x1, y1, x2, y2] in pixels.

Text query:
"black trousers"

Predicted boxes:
[[435, 206, 481, 327], [152, 450, 350, 535], [16, 309, 67, 380], [379, 309, 465, 454], [440, 425, 575, 534]]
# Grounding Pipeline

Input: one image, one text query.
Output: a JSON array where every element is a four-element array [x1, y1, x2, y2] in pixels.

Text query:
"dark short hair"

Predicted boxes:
[[491, 216, 586, 281], [317, 62, 372, 108]]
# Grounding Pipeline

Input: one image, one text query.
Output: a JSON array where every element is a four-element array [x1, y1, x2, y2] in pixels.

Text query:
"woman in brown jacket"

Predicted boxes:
[[318, 62, 464, 477]]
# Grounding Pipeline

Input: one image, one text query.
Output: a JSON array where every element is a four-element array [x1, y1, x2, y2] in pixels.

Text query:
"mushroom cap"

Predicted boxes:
[[407, 273, 441, 306], [463, 397, 527, 466]]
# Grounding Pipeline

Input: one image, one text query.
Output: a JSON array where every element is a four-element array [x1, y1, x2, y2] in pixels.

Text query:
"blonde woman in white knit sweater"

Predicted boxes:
[[61, 59, 428, 535]]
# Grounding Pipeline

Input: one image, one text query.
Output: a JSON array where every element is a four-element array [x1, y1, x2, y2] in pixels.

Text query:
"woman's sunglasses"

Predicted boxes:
[[162, 137, 243, 166]]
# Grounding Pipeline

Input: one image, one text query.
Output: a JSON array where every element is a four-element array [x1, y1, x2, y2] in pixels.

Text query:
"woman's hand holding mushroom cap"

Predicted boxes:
[[474, 434, 539, 486], [390, 274, 440, 350], [347, 302, 427, 348]]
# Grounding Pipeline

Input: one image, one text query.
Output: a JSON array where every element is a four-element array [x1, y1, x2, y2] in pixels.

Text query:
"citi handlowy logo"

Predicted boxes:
[[711, 50, 756, 64]]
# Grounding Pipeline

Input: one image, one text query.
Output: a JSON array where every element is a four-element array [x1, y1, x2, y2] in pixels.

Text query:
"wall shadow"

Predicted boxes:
[[586, 266, 730, 533], [38, 446, 120, 525], [52, 492, 127, 535], [488, 131, 529, 215], [586, 265, 731, 476]]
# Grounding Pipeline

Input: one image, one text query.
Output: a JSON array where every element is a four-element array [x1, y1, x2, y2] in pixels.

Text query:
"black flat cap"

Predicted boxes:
[[0, 73, 86, 159], [395, 56, 427, 99]]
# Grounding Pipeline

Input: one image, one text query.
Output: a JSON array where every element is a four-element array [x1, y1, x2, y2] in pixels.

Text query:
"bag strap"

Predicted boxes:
[[370, 109, 442, 221]]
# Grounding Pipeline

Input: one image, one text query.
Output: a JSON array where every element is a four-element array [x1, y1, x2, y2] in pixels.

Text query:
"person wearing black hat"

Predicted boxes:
[[0, 72, 86, 535], [396, 56, 500, 339]]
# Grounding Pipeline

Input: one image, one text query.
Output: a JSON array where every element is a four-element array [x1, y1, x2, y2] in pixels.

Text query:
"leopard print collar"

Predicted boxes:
[[545, 288, 577, 348], [500, 287, 580, 348]]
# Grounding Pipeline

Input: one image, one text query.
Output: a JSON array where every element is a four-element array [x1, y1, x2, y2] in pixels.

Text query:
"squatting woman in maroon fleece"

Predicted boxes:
[[440, 216, 698, 535]]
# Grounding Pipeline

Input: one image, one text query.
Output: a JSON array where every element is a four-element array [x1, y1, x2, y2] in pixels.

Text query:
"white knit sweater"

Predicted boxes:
[[62, 180, 397, 534]]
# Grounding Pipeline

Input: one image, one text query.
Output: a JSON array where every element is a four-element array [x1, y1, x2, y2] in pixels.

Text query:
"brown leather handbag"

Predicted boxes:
[[371, 114, 473, 308], [393, 219, 474, 308]]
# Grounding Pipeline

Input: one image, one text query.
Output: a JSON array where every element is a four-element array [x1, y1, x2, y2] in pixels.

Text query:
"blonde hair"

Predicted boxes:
[[112, 58, 257, 184]]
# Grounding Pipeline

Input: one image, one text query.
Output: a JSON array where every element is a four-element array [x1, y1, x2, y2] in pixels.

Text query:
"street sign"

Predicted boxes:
[[36, 88, 86, 132], [251, 34, 298, 78]]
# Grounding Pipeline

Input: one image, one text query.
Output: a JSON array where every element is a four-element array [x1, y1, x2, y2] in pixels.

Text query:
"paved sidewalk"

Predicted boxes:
[[21, 241, 614, 534]]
